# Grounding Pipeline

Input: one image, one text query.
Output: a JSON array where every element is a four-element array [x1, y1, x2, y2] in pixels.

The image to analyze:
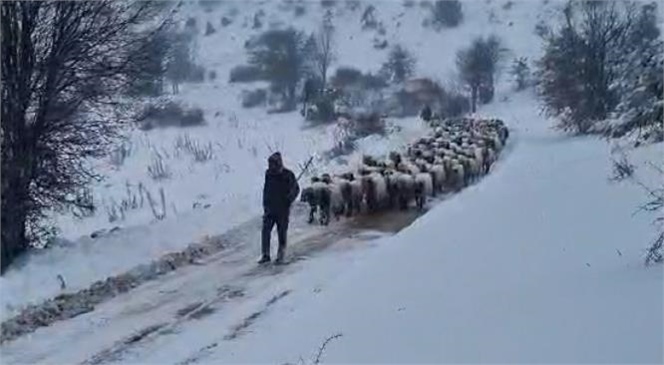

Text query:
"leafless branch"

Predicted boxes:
[[313, 333, 343, 365]]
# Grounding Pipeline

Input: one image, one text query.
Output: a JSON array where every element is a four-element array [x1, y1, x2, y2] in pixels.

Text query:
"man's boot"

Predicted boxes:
[[258, 255, 271, 264], [275, 249, 286, 265]]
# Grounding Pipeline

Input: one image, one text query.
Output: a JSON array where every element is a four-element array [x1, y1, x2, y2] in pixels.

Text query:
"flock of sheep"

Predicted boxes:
[[300, 117, 510, 225]]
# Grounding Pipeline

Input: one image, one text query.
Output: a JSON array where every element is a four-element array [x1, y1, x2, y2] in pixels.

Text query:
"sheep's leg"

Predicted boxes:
[[307, 204, 315, 224], [321, 206, 330, 226], [417, 195, 425, 210]]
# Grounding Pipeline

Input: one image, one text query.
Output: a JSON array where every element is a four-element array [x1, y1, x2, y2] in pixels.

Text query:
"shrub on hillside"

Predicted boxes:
[[137, 101, 205, 129], [188, 64, 206, 83], [253, 9, 265, 29], [246, 28, 309, 110], [361, 5, 378, 30], [362, 73, 389, 90], [429, 0, 463, 29], [205, 21, 216, 36], [181, 108, 205, 126], [440, 89, 470, 118], [306, 91, 339, 124], [420, 1, 432, 9], [164, 31, 206, 93], [242, 89, 268, 108], [331, 67, 389, 90], [373, 38, 389, 50], [346, 0, 361, 11], [381, 45, 416, 84], [294, 5, 306, 17], [229, 64, 264, 83], [536, 1, 660, 135], [352, 113, 386, 137], [330, 67, 364, 89], [185, 17, 197, 30]]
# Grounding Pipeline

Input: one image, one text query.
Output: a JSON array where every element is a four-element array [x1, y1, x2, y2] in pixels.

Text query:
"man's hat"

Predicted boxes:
[[268, 152, 283, 168], [268, 151, 282, 162]]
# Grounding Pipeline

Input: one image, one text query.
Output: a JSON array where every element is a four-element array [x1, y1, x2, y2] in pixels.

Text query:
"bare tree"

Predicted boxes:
[[535, 1, 653, 134], [381, 44, 416, 84], [510, 57, 531, 91], [247, 28, 308, 111], [456, 35, 506, 112], [0, 1, 173, 273], [313, 11, 336, 90], [301, 12, 336, 119]]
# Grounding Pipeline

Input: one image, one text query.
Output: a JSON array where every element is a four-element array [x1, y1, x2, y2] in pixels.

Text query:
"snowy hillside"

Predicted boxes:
[[1, 1, 662, 363]]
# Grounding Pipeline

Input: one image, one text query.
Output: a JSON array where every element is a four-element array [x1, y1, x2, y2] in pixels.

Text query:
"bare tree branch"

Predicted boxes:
[[1, 0, 173, 272], [314, 333, 343, 365]]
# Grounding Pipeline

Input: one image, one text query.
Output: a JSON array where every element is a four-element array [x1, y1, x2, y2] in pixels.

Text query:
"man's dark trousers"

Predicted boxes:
[[261, 213, 289, 259]]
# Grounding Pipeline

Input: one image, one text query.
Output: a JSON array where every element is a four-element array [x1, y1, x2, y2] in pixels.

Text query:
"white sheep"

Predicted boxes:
[[303, 181, 333, 225], [467, 157, 480, 183], [430, 164, 447, 194], [395, 172, 415, 210], [397, 161, 420, 175], [371, 172, 389, 209], [485, 147, 497, 173], [451, 161, 465, 191], [473, 146, 485, 175], [349, 179, 364, 214], [360, 172, 388, 212], [414, 172, 433, 210]]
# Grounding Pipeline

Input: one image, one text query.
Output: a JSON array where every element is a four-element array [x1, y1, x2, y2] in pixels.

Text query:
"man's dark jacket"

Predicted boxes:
[[263, 168, 300, 216]]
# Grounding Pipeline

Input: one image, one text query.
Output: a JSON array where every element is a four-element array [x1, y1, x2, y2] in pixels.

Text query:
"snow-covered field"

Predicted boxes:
[[1, 1, 662, 363]]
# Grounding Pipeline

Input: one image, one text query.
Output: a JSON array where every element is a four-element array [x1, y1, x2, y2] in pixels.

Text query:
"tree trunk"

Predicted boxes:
[[1, 166, 30, 274]]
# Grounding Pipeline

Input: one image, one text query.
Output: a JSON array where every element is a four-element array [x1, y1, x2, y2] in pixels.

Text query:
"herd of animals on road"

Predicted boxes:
[[299, 117, 510, 225]]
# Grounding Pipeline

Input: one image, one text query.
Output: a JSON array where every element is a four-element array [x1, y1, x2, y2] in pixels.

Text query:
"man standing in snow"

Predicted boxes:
[[260, 152, 300, 264]]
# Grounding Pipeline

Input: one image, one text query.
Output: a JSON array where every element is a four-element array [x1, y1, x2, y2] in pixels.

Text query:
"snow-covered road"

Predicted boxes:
[[0, 199, 424, 365]]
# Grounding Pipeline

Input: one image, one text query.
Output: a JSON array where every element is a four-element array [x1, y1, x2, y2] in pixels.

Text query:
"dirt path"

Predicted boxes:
[[0, 202, 428, 365]]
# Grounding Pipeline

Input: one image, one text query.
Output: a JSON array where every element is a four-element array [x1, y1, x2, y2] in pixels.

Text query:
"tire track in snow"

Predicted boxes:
[[176, 290, 292, 365], [81, 285, 246, 365]]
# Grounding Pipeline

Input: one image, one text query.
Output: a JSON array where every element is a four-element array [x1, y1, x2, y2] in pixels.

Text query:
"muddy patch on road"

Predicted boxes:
[[345, 209, 425, 233]]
